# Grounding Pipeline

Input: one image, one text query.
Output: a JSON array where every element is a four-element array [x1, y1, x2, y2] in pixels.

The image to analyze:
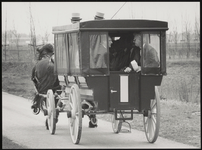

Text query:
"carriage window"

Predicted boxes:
[[142, 34, 160, 68], [68, 33, 80, 74], [90, 32, 108, 69], [54, 34, 69, 74]]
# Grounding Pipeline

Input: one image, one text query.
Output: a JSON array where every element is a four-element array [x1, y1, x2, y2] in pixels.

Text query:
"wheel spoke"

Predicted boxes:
[[150, 118, 155, 135], [72, 119, 75, 135], [151, 118, 156, 135], [149, 119, 154, 140], [151, 100, 156, 110], [69, 103, 73, 110], [144, 116, 148, 126], [147, 118, 151, 134], [74, 117, 79, 139], [145, 117, 149, 133], [151, 115, 156, 125]]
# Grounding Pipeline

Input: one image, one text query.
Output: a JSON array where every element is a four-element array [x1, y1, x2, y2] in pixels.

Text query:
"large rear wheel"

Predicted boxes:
[[69, 84, 82, 144], [143, 86, 160, 143], [46, 89, 56, 134]]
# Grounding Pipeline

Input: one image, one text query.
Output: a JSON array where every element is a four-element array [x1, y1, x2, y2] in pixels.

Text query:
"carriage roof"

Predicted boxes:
[[52, 19, 168, 34]]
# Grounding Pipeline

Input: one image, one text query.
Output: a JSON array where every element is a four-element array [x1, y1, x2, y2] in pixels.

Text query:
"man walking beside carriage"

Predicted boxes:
[[31, 43, 62, 126]]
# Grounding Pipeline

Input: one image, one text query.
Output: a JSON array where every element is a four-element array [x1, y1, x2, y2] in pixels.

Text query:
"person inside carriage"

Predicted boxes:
[[109, 33, 141, 73], [31, 44, 62, 121], [133, 34, 160, 68]]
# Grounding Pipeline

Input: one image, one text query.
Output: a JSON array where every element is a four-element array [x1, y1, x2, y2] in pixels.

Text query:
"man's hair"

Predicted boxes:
[[134, 34, 141, 39], [37, 44, 54, 60]]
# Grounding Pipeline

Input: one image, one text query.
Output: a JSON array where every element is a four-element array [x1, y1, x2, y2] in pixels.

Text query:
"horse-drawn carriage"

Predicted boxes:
[[33, 19, 168, 144]]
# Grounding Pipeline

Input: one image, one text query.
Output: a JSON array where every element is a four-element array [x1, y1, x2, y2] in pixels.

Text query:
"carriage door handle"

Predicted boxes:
[[111, 89, 117, 93]]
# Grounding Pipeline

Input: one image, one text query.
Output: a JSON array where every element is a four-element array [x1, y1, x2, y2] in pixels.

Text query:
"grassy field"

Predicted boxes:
[[2, 59, 201, 148]]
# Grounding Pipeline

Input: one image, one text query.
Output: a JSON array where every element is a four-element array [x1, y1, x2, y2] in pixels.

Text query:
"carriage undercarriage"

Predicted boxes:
[[33, 73, 161, 144]]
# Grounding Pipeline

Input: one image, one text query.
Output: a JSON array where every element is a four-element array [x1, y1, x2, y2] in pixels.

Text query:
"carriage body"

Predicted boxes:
[[52, 19, 168, 113], [48, 19, 169, 144]]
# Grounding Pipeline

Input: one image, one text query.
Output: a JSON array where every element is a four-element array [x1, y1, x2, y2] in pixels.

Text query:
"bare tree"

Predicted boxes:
[[3, 7, 8, 61], [194, 15, 200, 58], [29, 3, 37, 61], [184, 17, 192, 58], [172, 21, 178, 59], [172, 31, 178, 59], [44, 31, 50, 43], [11, 21, 21, 61], [42, 29, 50, 45], [167, 32, 173, 59]]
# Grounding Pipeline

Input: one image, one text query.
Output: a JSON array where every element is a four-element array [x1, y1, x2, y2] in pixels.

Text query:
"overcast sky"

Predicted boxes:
[[2, 2, 200, 37]]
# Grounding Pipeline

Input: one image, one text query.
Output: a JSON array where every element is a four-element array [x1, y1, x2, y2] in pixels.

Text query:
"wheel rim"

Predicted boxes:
[[112, 113, 122, 133], [46, 89, 56, 134], [143, 86, 160, 143], [69, 84, 82, 144], [33, 107, 40, 115]]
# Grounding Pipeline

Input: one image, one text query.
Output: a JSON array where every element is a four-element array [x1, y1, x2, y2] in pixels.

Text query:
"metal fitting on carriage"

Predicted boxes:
[[81, 100, 93, 112]]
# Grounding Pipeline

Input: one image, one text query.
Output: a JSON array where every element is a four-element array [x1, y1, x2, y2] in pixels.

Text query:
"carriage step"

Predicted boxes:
[[115, 109, 133, 120], [120, 121, 131, 133]]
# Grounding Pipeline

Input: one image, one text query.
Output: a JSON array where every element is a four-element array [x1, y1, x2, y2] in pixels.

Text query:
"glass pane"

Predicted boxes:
[[143, 34, 160, 68], [54, 34, 69, 74], [69, 33, 80, 74], [90, 33, 108, 69]]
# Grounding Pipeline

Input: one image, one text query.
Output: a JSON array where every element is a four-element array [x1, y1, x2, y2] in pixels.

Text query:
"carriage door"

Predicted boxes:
[[109, 72, 139, 110]]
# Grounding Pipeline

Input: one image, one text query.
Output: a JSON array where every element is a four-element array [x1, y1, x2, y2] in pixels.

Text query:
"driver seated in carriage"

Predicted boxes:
[[31, 44, 62, 120]]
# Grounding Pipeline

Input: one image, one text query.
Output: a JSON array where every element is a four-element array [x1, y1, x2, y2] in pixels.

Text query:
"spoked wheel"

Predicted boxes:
[[111, 112, 123, 133], [143, 86, 160, 143], [68, 84, 82, 144], [46, 89, 56, 134]]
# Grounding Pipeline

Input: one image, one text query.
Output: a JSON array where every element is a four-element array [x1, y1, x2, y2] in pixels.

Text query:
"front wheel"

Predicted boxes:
[[143, 86, 160, 143], [46, 89, 56, 134], [111, 113, 123, 133], [68, 84, 82, 144]]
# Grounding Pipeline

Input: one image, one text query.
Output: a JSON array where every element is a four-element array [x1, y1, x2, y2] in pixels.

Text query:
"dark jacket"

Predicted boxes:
[[143, 44, 159, 67], [129, 45, 141, 67], [31, 58, 60, 94]]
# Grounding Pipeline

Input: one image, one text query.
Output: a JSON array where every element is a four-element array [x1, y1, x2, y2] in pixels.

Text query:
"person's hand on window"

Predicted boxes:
[[124, 67, 132, 73], [136, 66, 141, 72]]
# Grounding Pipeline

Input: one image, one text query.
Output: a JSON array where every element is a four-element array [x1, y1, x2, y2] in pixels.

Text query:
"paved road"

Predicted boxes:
[[2, 92, 197, 149]]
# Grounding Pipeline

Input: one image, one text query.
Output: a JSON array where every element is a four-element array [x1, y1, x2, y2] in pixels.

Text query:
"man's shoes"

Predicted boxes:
[[31, 102, 40, 115], [31, 103, 37, 109], [89, 116, 98, 128], [43, 109, 48, 116], [45, 118, 49, 130], [56, 109, 59, 123], [58, 101, 63, 108], [89, 120, 98, 128]]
